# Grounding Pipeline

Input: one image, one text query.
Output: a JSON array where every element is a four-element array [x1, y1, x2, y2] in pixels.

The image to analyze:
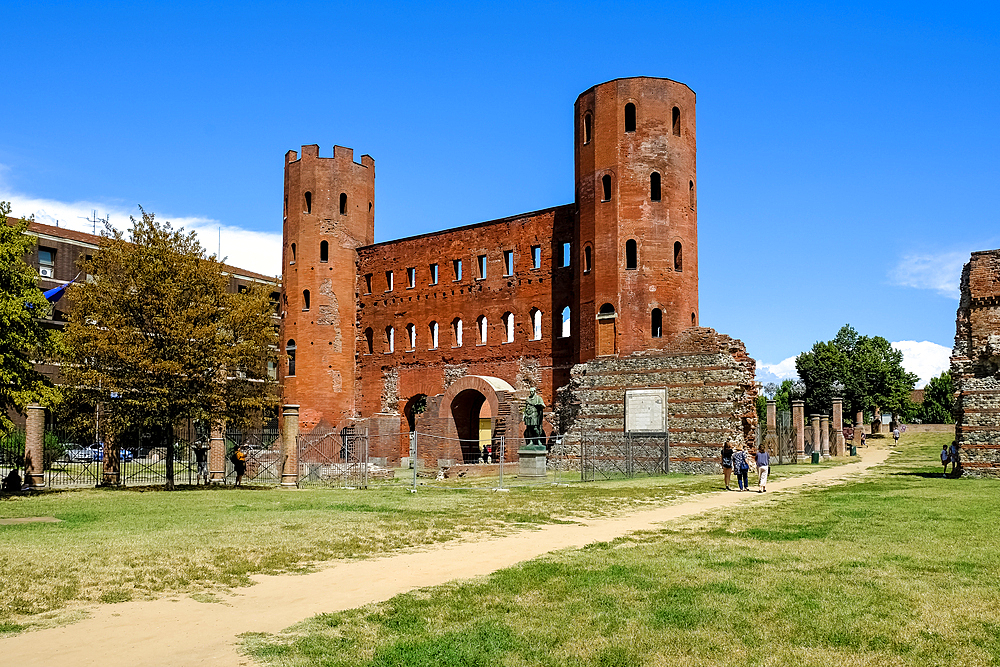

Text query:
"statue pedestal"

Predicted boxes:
[[517, 448, 547, 480]]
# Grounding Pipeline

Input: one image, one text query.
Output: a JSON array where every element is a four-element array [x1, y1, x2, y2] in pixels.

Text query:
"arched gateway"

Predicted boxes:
[[438, 376, 515, 463]]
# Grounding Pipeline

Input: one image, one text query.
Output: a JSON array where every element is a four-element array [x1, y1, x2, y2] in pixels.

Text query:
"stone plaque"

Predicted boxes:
[[624, 388, 667, 434]]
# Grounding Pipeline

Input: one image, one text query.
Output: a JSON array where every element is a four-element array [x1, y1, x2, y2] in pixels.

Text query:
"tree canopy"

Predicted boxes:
[[62, 209, 277, 487], [0, 201, 59, 432], [916, 372, 955, 424], [796, 324, 918, 422]]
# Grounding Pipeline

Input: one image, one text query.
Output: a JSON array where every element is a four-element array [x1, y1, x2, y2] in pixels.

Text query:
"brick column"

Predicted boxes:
[[810, 414, 821, 457], [855, 410, 865, 448], [832, 398, 844, 456], [764, 400, 779, 462], [24, 403, 45, 489], [281, 405, 300, 488], [792, 400, 805, 458], [820, 415, 831, 459], [209, 421, 226, 483]]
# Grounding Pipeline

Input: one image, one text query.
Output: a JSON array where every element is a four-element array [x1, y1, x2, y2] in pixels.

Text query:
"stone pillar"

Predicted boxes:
[[209, 421, 226, 483], [820, 415, 831, 459], [24, 403, 46, 489], [810, 414, 821, 457], [764, 400, 779, 462], [792, 400, 805, 458], [281, 404, 300, 488], [831, 398, 844, 456], [855, 410, 865, 448]]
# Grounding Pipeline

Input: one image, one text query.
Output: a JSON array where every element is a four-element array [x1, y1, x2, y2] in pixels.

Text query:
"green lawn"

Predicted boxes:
[[0, 454, 844, 632], [242, 432, 1000, 667]]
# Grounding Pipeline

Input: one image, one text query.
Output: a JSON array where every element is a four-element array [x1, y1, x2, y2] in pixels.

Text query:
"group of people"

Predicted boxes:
[[941, 441, 961, 477], [720, 442, 770, 493]]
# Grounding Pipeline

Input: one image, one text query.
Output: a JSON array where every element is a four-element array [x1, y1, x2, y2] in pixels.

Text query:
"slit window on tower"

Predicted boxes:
[[584, 245, 592, 273], [650, 172, 661, 201], [290, 243, 296, 264], [561, 306, 571, 337], [286, 340, 296, 376], [339, 193, 347, 215], [302, 289, 310, 311], [284, 195, 287, 217], [692, 312, 696, 326], [320, 240, 329, 263], [304, 192, 312, 214], [626, 239, 638, 270], [602, 174, 612, 202], [672, 107, 681, 136], [364, 328, 374, 354], [689, 181, 695, 210], [652, 309, 662, 338], [584, 113, 592, 144], [674, 241, 683, 272], [624, 103, 636, 132]]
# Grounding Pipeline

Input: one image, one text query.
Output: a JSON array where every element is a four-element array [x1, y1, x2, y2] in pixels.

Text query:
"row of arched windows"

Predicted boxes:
[[359, 307, 572, 355], [302, 191, 349, 215], [582, 104, 683, 144], [600, 172, 694, 208]]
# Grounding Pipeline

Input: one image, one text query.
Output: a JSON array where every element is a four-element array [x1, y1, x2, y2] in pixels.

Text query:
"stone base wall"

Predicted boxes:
[[952, 249, 1000, 478], [556, 327, 758, 474]]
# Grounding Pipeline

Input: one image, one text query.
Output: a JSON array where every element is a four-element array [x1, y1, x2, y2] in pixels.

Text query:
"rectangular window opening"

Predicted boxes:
[[531, 245, 541, 269], [477, 254, 487, 280], [561, 242, 571, 268], [430, 263, 438, 285], [503, 250, 514, 276], [453, 259, 463, 281], [385, 271, 393, 292], [364, 274, 372, 294], [407, 267, 416, 289]]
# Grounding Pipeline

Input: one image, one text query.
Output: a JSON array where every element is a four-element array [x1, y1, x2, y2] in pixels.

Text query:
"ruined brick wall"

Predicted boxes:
[[558, 328, 758, 474], [952, 249, 1000, 477]]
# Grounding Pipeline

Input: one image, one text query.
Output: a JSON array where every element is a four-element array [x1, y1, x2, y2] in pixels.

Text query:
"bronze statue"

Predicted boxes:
[[522, 387, 546, 451]]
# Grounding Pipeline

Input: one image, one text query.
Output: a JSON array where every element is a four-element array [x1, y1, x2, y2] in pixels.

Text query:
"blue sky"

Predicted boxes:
[[2, 1, 997, 386]]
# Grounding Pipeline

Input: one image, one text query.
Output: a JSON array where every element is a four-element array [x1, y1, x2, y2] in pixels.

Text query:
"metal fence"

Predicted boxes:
[[580, 431, 670, 481]]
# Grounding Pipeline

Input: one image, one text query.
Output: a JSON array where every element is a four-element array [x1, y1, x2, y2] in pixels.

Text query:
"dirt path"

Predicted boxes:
[[2, 447, 892, 667]]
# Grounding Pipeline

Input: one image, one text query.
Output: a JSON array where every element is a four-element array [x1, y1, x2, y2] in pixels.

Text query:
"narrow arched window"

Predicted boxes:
[[599, 303, 616, 316], [561, 306, 571, 337], [364, 327, 374, 354], [284, 195, 288, 217], [650, 172, 661, 201], [689, 180, 695, 210], [626, 239, 638, 270], [290, 243, 296, 264], [429, 321, 439, 349], [674, 241, 683, 272], [320, 240, 329, 263], [584, 113, 592, 144], [477, 315, 487, 344], [624, 103, 636, 132], [386, 326, 395, 353], [692, 312, 697, 326], [406, 323, 416, 350], [503, 312, 514, 343], [672, 107, 681, 136], [339, 193, 347, 215], [651, 309, 662, 338], [302, 289, 310, 311], [304, 192, 312, 214], [530, 308, 542, 341], [584, 245, 592, 273], [602, 174, 612, 202], [286, 340, 296, 376], [453, 318, 463, 347]]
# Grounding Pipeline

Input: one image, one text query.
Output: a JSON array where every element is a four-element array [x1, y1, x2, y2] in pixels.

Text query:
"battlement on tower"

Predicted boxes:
[[285, 145, 374, 169]]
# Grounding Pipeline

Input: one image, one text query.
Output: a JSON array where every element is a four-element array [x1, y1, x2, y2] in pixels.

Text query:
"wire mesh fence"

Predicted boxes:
[[579, 431, 670, 481]]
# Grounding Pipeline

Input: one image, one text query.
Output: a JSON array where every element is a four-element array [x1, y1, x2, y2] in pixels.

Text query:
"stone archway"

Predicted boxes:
[[438, 376, 515, 463]]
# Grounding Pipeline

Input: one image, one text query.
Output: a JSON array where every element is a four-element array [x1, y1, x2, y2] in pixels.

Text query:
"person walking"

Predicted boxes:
[[756, 444, 771, 493], [940, 443, 950, 477], [232, 445, 247, 487], [194, 442, 209, 485], [732, 444, 750, 492], [893, 427, 900, 446], [949, 441, 961, 477], [721, 442, 734, 490]]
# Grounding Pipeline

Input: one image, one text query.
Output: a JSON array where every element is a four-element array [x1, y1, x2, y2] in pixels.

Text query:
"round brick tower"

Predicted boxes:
[[281, 144, 375, 432], [573, 77, 698, 361]]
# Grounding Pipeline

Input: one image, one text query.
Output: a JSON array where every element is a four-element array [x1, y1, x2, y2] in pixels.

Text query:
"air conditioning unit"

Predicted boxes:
[[39, 267, 54, 278]]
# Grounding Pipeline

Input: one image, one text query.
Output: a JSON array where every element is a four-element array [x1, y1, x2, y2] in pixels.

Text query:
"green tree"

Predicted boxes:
[[796, 324, 918, 421], [917, 372, 954, 424], [0, 201, 59, 433], [62, 209, 277, 488]]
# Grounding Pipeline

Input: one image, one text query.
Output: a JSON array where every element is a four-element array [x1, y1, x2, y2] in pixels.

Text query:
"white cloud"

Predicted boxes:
[[756, 355, 799, 385], [889, 251, 969, 299], [1, 190, 281, 277], [892, 340, 951, 387]]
